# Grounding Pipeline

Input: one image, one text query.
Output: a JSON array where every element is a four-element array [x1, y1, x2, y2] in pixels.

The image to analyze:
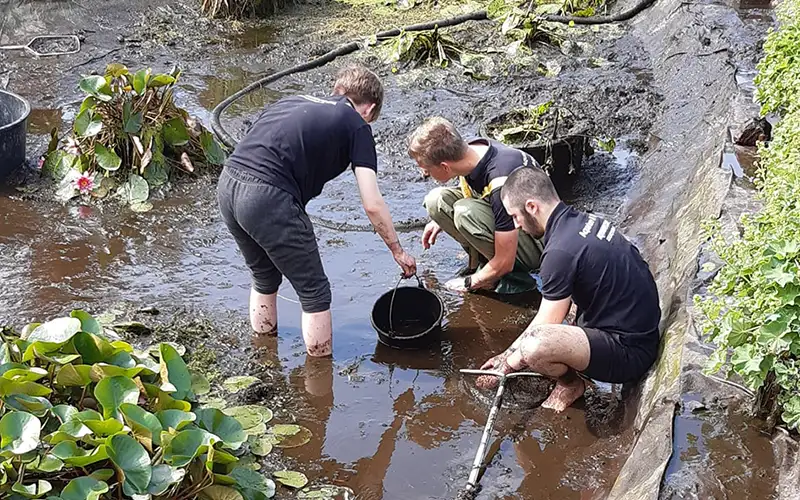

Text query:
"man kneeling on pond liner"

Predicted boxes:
[[217, 65, 417, 358], [407, 117, 543, 293], [477, 166, 661, 411]]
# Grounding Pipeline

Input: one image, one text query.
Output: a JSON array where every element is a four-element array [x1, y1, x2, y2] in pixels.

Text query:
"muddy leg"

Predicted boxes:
[[250, 288, 278, 334], [514, 324, 591, 412], [302, 309, 332, 357]]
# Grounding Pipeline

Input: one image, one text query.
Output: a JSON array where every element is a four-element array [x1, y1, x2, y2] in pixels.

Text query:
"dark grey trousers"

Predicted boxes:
[[216, 167, 331, 313]]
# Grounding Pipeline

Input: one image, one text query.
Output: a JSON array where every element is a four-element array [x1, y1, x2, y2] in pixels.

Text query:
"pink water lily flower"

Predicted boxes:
[[73, 172, 96, 195]]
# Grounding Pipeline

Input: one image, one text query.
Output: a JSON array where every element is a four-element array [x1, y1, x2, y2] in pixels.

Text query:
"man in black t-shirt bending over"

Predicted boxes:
[[477, 166, 661, 412], [217, 65, 417, 357]]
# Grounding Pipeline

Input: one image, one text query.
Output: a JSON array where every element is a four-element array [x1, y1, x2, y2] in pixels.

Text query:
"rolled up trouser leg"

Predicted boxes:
[[452, 198, 544, 272], [423, 186, 469, 247]]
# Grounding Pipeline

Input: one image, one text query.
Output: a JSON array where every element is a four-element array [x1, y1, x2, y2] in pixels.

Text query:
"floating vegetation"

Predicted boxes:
[[380, 27, 464, 69], [0, 311, 311, 498], [42, 64, 226, 210], [485, 101, 575, 145]]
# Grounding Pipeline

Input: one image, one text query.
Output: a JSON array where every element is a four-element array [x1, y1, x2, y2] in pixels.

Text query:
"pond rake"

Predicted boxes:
[[458, 369, 546, 499]]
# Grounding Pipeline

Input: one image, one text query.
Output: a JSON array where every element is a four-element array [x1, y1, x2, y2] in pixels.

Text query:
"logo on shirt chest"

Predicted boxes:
[[579, 215, 617, 241]]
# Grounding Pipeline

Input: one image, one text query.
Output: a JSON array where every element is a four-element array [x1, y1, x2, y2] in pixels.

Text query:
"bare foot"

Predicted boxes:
[[476, 375, 498, 390], [541, 377, 586, 412]]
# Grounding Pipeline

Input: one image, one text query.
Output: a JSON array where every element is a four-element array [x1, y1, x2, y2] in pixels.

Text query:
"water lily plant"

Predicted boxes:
[[42, 64, 227, 211], [0, 311, 313, 499]]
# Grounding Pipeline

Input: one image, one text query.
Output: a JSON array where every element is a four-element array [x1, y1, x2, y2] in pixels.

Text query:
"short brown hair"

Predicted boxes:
[[333, 65, 384, 121], [501, 164, 560, 209], [406, 117, 469, 166]]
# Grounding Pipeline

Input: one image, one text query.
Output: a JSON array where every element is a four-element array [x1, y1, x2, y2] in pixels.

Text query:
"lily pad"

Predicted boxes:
[[94, 375, 139, 420], [273, 470, 308, 489], [12, 479, 52, 498], [223, 405, 273, 429], [106, 434, 152, 495], [198, 485, 244, 500], [297, 485, 356, 499], [146, 464, 185, 495], [193, 408, 246, 450], [222, 376, 260, 393], [163, 428, 218, 467], [249, 434, 273, 457], [267, 424, 313, 449], [0, 411, 41, 455], [156, 409, 196, 432], [59, 476, 109, 500], [159, 343, 193, 400], [3, 394, 52, 417]]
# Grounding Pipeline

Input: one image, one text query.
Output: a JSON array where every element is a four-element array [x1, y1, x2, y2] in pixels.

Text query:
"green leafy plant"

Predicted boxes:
[[695, 0, 800, 430], [380, 27, 464, 69], [0, 311, 310, 499], [42, 64, 227, 211], [486, 0, 565, 54]]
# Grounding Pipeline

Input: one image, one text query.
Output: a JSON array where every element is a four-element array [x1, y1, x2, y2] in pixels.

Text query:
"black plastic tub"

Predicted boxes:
[[371, 276, 444, 350], [0, 89, 30, 181], [480, 110, 594, 198]]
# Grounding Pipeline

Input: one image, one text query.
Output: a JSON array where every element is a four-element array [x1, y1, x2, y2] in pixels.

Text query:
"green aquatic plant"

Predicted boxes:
[[380, 27, 464, 69], [695, 0, 800, 431], [42, 64, 226, 211], [0, 311, 310, 499]]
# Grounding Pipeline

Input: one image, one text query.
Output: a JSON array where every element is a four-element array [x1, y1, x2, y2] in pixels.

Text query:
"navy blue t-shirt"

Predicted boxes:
[[225, 94, 378, 206], [539, 202, 661, 337], [464, 139, 539, 232]]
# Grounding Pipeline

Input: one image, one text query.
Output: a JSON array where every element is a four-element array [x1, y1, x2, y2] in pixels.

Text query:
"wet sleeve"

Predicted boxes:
[[539, 249, 577, 301], [489, 190, 515, 232], [350, 124, 378, 172]]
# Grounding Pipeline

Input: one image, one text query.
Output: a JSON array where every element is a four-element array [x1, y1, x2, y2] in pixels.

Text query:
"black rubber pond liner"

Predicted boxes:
[[0, 89, 31, 182], [210, 0, 658, 232]]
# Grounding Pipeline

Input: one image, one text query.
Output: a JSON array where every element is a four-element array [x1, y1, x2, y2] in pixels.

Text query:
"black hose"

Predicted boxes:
[[210, 0, 658, 232], [210, 10, 488, 148]]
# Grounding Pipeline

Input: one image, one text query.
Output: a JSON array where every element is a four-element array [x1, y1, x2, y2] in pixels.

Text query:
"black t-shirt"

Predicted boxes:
[[465, 139, 539, 232], [225, 95, 378, 206], [539, 202, 661, 337]]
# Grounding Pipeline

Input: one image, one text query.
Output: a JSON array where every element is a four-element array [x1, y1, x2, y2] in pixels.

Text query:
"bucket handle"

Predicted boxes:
[[388, 274, 423, 337]]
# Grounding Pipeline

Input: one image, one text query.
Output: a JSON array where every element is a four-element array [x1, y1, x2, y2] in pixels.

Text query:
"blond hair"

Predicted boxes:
[[406, 117, 469, 166], [332, 65, 384, 121]]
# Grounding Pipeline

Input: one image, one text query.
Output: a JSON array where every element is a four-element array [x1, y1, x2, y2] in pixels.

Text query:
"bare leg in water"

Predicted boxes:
[[302, 310, 332, 357], [250, 288, 332, 357], [477, 324, 590, 412], [250, 288, 277, 334]]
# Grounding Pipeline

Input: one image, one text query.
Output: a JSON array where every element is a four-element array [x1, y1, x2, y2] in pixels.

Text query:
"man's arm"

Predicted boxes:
[[354, 166, 416, 276], [469, 230, 517, 289]]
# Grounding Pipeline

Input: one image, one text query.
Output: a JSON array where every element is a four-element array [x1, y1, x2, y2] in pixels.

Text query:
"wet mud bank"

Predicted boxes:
[[0, 0, 785, 498]]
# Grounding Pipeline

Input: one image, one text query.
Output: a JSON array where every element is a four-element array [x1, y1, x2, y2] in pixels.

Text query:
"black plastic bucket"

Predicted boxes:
[[371, 275, 444, 350], [0, 89, 30, 182]]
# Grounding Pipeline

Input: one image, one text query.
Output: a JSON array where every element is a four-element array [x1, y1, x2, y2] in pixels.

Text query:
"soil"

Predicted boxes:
[[0, 0, 783, 498]]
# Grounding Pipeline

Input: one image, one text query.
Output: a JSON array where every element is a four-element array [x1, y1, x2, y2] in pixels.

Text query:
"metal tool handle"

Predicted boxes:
[[459, 369, 546, 494], [388, 273, 422, 336]]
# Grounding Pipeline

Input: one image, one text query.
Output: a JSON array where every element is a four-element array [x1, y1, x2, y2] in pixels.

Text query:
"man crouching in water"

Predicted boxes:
[[477, 166, 661, 411]]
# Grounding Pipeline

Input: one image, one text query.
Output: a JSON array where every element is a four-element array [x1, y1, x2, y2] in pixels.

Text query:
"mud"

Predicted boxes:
[[0, 0, 785, 498]]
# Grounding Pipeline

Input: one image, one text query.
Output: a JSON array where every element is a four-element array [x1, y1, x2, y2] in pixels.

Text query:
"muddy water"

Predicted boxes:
[[1, 0, 666, 498]]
